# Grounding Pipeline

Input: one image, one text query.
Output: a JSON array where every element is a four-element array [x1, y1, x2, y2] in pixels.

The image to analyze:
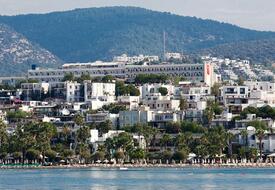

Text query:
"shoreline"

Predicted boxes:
[[1, 163, 275, 170]]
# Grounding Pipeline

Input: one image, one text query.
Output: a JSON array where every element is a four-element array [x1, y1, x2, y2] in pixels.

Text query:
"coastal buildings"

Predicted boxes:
[[1, 54, 275, 165]]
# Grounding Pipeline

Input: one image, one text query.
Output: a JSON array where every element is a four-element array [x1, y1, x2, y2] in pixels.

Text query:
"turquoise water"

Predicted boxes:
[[0, 167, 275, 190]]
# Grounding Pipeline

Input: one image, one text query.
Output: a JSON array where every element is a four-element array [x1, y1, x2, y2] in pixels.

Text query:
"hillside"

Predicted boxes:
[[0, 7, 274, 63], [0, 24, 62, 76], [198, 38, 275, 65]]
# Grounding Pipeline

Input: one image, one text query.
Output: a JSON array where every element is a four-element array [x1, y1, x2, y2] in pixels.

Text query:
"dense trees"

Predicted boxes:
[[0, 120, 95, 165], [62, 73, 75, 82], [135, 74, 169, 84], [200, 38, 275, 65], [158, 87, 168, 96], [165, 121, 205, 134], [6, 110, 30, 122], [240, 105, 275, 120], [102, 103, 127, 114], [115, 81, 140, 96], [77, 74, 91, 83], [0, 117, 268, 165], [102, 75, 115, 83], [203, 100, 223, 126], [96, 120, 113, 136], [6, 122, 57, 164]]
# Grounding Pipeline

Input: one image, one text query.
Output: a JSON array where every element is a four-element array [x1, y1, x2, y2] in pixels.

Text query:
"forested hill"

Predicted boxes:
[[198, 38, 275, 65], [0, 6, 274, 63]]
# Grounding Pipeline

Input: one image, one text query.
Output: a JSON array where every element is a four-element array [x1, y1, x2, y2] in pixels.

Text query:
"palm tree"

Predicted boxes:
[[179, 98, 188, 111], [240, 129, 248, 147], [256, 128, 265, 162], [0, 121, 8, 156], [160, 134, 172, 150], [225, 132, 234, 158], [61, 125, 72, 148], [175, 133, 186, 147], [73, 114, 84, 127], [203, 104, 214, 127], [248, 120, 267, 162], [206, 126, 226, 158]]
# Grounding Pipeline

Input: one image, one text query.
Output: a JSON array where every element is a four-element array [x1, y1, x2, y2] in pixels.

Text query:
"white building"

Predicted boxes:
[[245, 81, 275, 92], [88, 96, 116, 110], [113, 54, 159, 64], [142, 94, 180, 111], [140, 84, 175, 99], [243, 81, 275, 104], [65, 81, 82, 102], [117, 96, 140, 110], [21, 81, 84, 102], [119, 110, 153, 127], [86, 112, 118, 127], [83, 82, 116, 109], [220, 86, 249, 114], [84, 82, 115, 102], [27, 61, 209, 84], [165, 52, 182, 60]]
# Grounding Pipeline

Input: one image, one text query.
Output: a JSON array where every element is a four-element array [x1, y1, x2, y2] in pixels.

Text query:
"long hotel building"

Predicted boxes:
[[27, 61, 215, 86]]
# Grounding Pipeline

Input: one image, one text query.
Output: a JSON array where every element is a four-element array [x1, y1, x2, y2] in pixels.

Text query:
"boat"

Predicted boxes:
[[119, 167, 128, 170]]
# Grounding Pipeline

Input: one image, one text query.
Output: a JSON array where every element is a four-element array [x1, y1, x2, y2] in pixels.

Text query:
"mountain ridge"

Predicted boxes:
[[0, 6, 274, 64], [0, 23, 62, 76]]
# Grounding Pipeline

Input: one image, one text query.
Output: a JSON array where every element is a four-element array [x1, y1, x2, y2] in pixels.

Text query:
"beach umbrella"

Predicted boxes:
[[103, 159, 109, 163], [96, 160, 101, 163], [267, 153, 275, 157]]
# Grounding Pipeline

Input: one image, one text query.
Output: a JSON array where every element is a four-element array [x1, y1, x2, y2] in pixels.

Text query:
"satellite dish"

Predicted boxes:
[[61, 109, 70, 116], [247, 126, 256, 131]]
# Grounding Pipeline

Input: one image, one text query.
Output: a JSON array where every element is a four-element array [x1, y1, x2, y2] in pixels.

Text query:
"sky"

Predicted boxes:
[[0, 0, 274, 31]]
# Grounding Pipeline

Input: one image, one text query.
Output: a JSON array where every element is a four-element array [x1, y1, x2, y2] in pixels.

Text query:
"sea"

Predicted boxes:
[[0, 167, 275, 190]]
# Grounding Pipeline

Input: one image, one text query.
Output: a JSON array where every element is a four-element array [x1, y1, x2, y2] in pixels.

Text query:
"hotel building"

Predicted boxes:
[[27, 61, 216, 86]]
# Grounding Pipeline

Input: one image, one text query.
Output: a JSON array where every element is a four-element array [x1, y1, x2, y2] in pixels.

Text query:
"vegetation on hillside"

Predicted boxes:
[[0, 7, 274, 64], [198, 38, 275, 64]]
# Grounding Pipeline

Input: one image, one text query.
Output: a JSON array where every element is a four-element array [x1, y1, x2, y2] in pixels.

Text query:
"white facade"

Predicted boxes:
[[84, 82, 115, 102], [84, 82, 116, 110], [119, 110, 153, 127], [142, 94, 180, 111], [220, 86, 249, 114], [113, 54, 159, 64], [28, 61, 207, 83], [117, 96, 140, 110], [165, 52, 182, 60], [140, 84, 175, 99], [245, 81, 275, 92], [88, 96, 116, 110], [66, 81, 82, 102], [244, 81, 275, 104]]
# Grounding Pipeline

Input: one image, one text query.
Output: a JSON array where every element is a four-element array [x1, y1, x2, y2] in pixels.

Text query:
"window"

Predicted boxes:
[[240, 88, 246, 94]]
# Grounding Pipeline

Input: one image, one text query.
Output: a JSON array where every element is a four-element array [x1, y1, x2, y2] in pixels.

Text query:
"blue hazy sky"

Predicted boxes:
[[0, 0, 274, 31]]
